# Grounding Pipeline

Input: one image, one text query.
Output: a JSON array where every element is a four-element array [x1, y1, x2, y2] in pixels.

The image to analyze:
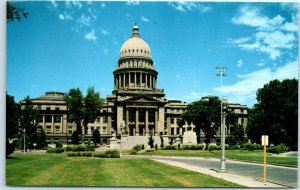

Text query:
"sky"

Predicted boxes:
[[6, 1, 299, 107]]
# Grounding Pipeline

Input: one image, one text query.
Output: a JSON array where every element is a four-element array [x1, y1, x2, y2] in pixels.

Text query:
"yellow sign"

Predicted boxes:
[[261, 135, 269, 145]]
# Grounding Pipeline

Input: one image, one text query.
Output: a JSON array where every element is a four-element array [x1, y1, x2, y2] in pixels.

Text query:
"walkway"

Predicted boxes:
[[125, 155, 297, 188]]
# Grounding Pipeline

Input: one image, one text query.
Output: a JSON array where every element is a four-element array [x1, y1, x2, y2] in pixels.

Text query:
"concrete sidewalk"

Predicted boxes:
[[152, 159, 286, 188]]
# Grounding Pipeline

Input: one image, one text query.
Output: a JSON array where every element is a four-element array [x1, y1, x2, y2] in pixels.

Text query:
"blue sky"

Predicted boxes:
[[6, 1, 298, 107]]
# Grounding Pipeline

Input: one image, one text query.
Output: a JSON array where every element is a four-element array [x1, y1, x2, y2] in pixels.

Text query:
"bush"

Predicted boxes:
[[227, 145, 240, 150], [267, 144, 288, 154], [64, 145, 95, 152], [163, 145, 177, 150], [129, 150, 137, 155], [94, 152, 106, 157], [208, 145, 221, 151], [146, 149, 154, 152], [105, 150, 120, 158], [47, 147, 64, 153], [155, 144, 158, 150], [181, 145, 204, 150], [242, 143, 262, 151], [55, 141, 63, 148], [133, 144, 143, 152]]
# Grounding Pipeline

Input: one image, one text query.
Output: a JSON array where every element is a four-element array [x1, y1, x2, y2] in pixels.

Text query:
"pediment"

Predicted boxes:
[[125, 95, 159, 102]]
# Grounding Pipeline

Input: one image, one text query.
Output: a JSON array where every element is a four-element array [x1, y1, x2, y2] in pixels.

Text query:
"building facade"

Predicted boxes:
[[21, 25, 248, 147]]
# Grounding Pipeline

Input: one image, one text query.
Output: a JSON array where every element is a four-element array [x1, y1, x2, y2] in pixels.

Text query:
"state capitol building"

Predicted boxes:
[[21, 25, 248, 148]]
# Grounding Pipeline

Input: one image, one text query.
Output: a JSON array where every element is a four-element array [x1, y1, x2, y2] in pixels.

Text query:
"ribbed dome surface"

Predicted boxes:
[[119, 25, 152, 59]]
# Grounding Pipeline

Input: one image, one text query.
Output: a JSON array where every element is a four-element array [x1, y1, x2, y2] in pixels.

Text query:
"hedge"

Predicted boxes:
[[47, 147, 65, 153], [267, 144, 288, 154]]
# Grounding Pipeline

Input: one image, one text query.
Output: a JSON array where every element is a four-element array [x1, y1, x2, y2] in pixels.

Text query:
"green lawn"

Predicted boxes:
[[138, 150, 298, 166], [6, 153, 243, 187]]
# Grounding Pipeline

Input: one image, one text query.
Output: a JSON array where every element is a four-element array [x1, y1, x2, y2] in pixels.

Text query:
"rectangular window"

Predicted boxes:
[[103, 116, 107, 123], [171, 118, 175, 124], [54, 115, 61, 123], [46, 107, 51, 111], [91, 127, 94, 134], [55, 126, 60, 133], [68, 130, 72, 134], [45, 115, 52, 123], [96, 117, 100, 122], [46, 125, 51, 134], [176, 128, 180, 135], [55, 107, 59, 111], [171, 128, 174, 135], [103, 127, 107, 132]]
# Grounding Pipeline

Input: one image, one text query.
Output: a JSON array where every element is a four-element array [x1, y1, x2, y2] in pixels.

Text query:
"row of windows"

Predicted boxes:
[[121, 49, 150, 54]]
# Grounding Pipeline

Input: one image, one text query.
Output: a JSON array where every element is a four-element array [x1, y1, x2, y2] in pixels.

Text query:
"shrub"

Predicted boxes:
[[242, 143, 262, 151], [155, 144, 158, 150], [141, 144, 145, 150], [177, 144, 181, 150], [267, 144, 288, 154], [47, 147, 64, 153], [227, 145, 240, 150], [146, 149, 154, 152], [55, 141, 63, 148], [164, 145, 177, 150], [65, 145, 95, 152], [133, 144, 143, 152], [148, 136, 154, 148], [208, 145, 221, 151], [105, 150, 120, 158], [182, 145, 204, 150], [129, 150, 137, 155]]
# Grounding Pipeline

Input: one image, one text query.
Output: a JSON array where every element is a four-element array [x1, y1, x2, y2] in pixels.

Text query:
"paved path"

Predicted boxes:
[[125, 155, 297, 188]]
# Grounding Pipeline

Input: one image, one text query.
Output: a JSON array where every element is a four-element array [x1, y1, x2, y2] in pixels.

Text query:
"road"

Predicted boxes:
[[127, 155, 297, 187]]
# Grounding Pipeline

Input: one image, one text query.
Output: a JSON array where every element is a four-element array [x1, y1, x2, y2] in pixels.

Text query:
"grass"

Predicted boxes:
[[138, 150, 298, 166], [6, 153, 243, 187]]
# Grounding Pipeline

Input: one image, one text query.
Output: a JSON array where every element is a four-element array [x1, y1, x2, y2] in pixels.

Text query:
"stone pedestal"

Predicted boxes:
[[110, 133, 118, 149], [175, 135, 181, 145], [183, 131, 197, 144]]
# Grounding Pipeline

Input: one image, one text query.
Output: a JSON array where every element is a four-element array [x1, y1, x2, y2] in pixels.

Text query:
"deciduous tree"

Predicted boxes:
[[247, 79, 298, 148]]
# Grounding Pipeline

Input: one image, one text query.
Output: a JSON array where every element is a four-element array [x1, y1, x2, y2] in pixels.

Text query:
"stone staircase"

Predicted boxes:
[[110, 135, 162, 149]]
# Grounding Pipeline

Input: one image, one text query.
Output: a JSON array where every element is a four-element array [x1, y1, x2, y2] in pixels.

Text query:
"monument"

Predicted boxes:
[[182, 130, 197, 144]]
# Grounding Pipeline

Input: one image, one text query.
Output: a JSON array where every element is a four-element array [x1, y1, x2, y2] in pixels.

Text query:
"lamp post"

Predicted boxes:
[[216, 65, 227, 172]]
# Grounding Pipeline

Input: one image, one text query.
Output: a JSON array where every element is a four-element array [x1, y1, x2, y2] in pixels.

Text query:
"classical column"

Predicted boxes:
[[51, 115, 54, 134], [42, 116, 45, 130], [140, 72, 142, 87], [153, 76, 156, 89], [145, 109, 149, 135], [129, 73, 131, 87], [145, 74, 148, 88], [118, 74, 121, 89], [134, 72, 137, 87], [126, 108, 129, 135], [123, 73, 125, 88], [154, 110, 158, 135], [60, 115, 63, 134], [135, 108, 139, 136]]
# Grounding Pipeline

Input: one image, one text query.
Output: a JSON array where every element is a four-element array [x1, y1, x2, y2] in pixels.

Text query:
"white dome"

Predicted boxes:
[[119, 25, 152, 59]]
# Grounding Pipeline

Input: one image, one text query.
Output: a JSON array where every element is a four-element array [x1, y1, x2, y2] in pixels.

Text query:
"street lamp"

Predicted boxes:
[[220, 97, 228, 172], [216, 65, 227, 172]]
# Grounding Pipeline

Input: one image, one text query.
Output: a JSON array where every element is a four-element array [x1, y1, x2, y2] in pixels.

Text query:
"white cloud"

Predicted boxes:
[[141, 16, 150, 22], [101, 2, 106, 8], [85, 30, 97, 41], [101, 29, 109, 36], [214, 60, 298, 106], [237, 59, 243, 67], [230, 5, 298, 60], [126, 1, 140, 6], [65, 0, 82, 10], [50, 0, 58, 9], [169, 2, 212, 13], [58, 12, 73, 21], [77, 14, 92, 26], [257, 62, 265, 67]]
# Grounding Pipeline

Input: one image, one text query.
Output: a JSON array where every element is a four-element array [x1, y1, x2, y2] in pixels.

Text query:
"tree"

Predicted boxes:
[[82, 86, 102, 144], [92, 129, 101, 146], [65, 88, 84, 142], [181, 96, 221, 144], [70, 131, 79, 145], [19, 96, 39, 149], [227, 124, 245, 146], [148, 135, 154, 148], [36, 129, 47, 149], [6, 93, 19, 157], [247, 79, 298, 148], [7, 1, 28, 22]]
